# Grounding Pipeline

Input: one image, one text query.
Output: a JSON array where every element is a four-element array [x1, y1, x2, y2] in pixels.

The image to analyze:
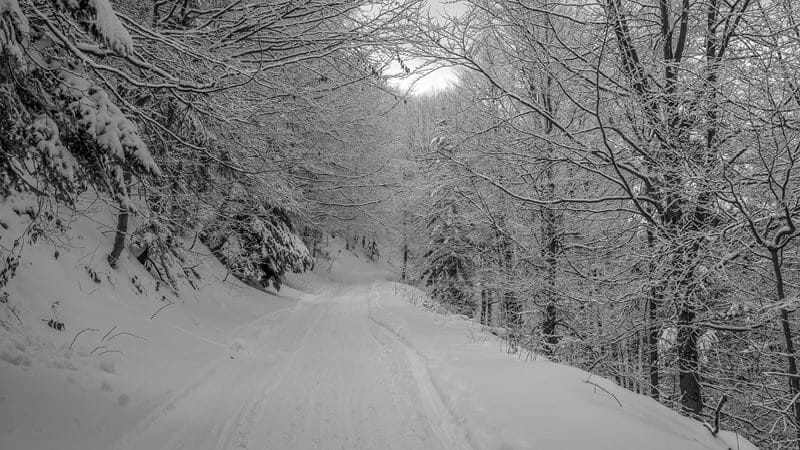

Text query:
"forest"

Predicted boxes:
[[2, 0, 800, 448]]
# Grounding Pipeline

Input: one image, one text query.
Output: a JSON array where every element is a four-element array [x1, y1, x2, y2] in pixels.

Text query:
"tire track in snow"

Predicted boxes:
[[111, 291, 327, 450], [113, 283, 472, 450], [214, 297, 330, 450], [366, 283, 473, 450]]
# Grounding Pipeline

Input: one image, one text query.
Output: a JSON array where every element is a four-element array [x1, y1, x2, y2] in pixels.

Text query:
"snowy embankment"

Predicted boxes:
[[0, 203, 301, 450], [367, 282, 757, 450], [0, 205, 757, 450]]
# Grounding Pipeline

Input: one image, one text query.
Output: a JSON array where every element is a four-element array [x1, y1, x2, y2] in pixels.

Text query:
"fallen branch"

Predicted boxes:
[[90, 345, 107, 355], [585, 380, 623, 407], [150, 298, 175, 320], [101, 325, 117, 342], [106, 331, 146, 342], [703, 395, 728, 436], [7, 304, 23, 326], [69, 327, 100, 350]]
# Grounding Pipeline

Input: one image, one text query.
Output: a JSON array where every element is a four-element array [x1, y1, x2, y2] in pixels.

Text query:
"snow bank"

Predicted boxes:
[[0, 202, 300, 450], [367, 282, 757, 450], [0, 225, 757, 450]]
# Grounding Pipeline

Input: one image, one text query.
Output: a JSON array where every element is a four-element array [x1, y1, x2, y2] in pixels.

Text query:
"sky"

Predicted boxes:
[[387, 0, 466, 95], [388, 61, 461, 95]]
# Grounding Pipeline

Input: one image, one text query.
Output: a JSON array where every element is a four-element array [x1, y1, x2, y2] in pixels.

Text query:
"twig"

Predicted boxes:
[[703, 395, 728, 436], [585, 380, 623, 407], [69, 327, 100, 350], [7, 305, 22, 326], [186, 231, 199, 251], [90, 345, 107, 355], [585, 357, 603, 375], [98, 350, 122, 356], [150, 299, 174, 320], [101, 325, 117, 342], [106, 331, 146, 342]]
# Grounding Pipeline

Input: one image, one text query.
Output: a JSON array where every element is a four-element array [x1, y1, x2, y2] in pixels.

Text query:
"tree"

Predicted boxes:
[[399, 0, 800, 445], [1, 0, 424, 289]]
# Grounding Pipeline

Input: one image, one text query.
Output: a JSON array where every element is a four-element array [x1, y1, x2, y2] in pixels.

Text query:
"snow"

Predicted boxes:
[[56, 0, 133, 55], [0, 0, 29, 62], [86, 0, 133, 55], [0, 220, 757, 449], [58, 70, 160, 178], [2, 0, 132, 62], [0, 0, 28, 33], [30, 114, 78, 181], [1, 191, 38, 219], [0, 203, 297, 450], [369, 283, 755, 450]]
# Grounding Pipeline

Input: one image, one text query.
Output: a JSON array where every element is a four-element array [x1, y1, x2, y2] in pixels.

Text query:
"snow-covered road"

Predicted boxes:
[[1, 226, 756, 450], [113, 284, 470, 450]]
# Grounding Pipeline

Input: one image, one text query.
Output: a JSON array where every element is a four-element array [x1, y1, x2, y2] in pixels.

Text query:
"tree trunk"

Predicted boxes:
[[401, 243, 408, 281], [108, 169, 133, 268], [540, 198, 559, 353], [772, 249, 800, 448], [674, 238, 703, 415], [487, 290, 494, 325], [480, 289, 488, 325], [647, 293, 661, 400], [108, 206, 129, 268], [678, 305, 702, 415]]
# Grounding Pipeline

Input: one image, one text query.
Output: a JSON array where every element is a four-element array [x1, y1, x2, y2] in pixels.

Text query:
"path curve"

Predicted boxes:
[[112, 284, 471, 450]]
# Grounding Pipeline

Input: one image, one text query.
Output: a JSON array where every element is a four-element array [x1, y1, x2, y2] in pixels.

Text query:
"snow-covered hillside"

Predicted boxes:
[[370, 282, 756, 450], [0, 207, 756, 449], [0, 204, 301, 450]]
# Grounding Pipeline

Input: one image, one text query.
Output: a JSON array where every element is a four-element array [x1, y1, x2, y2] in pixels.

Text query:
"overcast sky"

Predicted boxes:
[[388, 0, 466, 95]]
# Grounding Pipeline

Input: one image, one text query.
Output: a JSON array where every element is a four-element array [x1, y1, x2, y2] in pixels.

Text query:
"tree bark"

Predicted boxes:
[[677, 306, 702, 415], [401, 243, 408, 280], [772, 249, 800, 448], [108, 170, 132, 269], [108, 206, 129, 268], [540, 177, 559, 353], [647, 293, 661, 400]]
